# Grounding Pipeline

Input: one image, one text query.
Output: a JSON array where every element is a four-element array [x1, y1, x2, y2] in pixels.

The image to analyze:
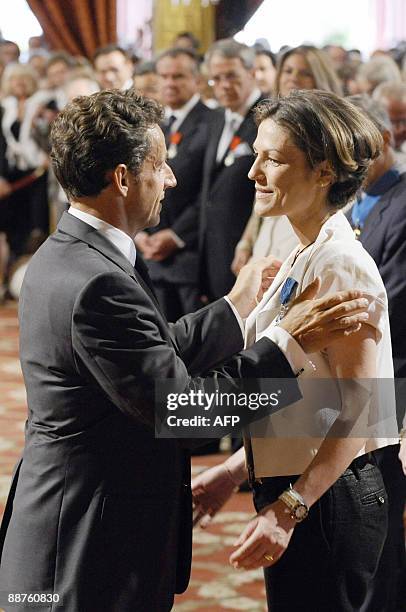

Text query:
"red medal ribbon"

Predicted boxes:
[[170, 132, 182, 146], [230, 136, 241, 151]]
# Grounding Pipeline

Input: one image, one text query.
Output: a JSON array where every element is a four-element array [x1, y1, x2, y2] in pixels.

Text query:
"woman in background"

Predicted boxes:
[[0, 62, 48, 290], [232, 45, 343, 276]]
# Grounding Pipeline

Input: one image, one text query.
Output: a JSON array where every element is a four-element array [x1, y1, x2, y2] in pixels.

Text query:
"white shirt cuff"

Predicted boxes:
[[223, 296, 245, 337], [262, 326, 316, 377], [167, 230, 186, 249]]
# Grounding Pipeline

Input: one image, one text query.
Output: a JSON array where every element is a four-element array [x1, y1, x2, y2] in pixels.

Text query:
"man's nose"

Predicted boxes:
[[165, 164, 177, 188]]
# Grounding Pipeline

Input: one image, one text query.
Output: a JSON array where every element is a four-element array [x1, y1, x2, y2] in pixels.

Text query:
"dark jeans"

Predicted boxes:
[[361, 445, 406, 611], [253, 457, 388, 612]]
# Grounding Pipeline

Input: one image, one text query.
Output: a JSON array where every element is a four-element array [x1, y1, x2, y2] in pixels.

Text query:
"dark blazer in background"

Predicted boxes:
[[347, 171, 406, 378], [347, 172, 406, 612], [0, 212, 296, 612], [199, 96, 262, 300], [147, 100, 212, 287]]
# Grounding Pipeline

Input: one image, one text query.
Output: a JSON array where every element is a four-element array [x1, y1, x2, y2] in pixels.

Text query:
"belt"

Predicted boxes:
[[349, 451, 376, 471], [253, 452, 376, 485]]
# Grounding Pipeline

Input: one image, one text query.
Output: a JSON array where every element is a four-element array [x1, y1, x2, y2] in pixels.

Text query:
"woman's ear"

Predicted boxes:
[[382, 129, 392, 152], [111, 164, 129, 196], [316, 160, 335, 188]]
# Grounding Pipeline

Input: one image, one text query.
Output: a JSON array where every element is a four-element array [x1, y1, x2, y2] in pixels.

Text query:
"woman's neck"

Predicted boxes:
[[288, 204, 333, 248]]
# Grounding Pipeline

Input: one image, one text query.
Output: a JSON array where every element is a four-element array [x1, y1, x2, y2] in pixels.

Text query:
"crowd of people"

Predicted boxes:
[[1, 35, 406, 309], [0, 29, 405, 612]]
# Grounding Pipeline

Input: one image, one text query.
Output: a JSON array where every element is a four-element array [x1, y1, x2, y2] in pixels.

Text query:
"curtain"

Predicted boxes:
[[216, 0, 264, 39], [26, 0, 117, 58]]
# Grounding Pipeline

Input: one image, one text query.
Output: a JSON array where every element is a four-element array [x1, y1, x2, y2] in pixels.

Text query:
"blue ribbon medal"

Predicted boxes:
[[275, 277, 298, 324]]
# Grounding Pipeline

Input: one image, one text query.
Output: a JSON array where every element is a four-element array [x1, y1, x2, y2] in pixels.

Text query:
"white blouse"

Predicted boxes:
[[245, 211, 398, 477]]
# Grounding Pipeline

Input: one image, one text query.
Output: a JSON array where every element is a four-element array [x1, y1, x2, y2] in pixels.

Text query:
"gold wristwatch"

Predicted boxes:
[[278, 484, 309, 522]]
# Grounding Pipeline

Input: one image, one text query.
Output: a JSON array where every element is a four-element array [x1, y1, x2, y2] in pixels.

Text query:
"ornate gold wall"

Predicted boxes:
[[153, 0, 215, 53]]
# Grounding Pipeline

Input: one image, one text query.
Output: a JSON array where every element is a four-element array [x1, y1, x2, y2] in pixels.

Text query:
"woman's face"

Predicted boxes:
[[278, 53, 316, 96], [9, 75, 30, 99], [249, 118, 324, 221]]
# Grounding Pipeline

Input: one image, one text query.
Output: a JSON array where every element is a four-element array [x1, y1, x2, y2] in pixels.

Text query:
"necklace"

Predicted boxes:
[[290, 241, 315, 268]]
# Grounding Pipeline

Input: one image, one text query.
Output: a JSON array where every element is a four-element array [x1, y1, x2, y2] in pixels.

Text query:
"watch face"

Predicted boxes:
[[294, 504, 308, 521]]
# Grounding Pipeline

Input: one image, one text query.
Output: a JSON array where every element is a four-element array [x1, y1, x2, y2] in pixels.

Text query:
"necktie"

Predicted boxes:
[[134, 254, 159, 303], [216, 115, 238, 163], [163, 114, 177, 147], [351, 193, 381, 231]]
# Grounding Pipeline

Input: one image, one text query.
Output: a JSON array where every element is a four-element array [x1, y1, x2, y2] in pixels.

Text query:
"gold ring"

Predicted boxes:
[[264, 554, 274, 562]]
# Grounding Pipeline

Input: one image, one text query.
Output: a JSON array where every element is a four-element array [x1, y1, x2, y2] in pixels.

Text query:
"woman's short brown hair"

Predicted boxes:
[[254, 90, 383, 208], [50, 89, 163, 199]]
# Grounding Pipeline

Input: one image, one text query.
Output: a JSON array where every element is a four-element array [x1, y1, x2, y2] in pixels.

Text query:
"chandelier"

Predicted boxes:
[[171, 0, 220, 6]]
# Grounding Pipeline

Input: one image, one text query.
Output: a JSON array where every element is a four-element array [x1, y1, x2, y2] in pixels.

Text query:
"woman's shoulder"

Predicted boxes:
[[305, 218, 386, 302]]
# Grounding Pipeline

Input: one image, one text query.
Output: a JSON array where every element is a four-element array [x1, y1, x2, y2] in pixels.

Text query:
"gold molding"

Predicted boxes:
[[153, 0, 215, 54]]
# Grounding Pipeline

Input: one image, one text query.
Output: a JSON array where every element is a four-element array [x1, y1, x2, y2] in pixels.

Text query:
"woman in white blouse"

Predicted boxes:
[[0, 63, 48, 298], [192, 90, 399, 611]]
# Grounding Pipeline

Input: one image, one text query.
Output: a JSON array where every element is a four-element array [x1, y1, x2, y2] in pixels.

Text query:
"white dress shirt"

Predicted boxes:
[[68, 207, 136, 265], [216, 88, 261, 163], [164, 93, 201, 134], [246, 211, 398, 477]]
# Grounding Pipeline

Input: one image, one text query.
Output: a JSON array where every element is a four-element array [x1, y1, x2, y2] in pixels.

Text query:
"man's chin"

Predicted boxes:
[[150, 212, 161, 227]]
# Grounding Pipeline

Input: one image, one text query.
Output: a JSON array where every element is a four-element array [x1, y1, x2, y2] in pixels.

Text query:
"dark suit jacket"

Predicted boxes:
[[199, 96, 262, 300], [147, 100, 212, 285], [346, 172, 406, 377], [0, 212, 297, 612]]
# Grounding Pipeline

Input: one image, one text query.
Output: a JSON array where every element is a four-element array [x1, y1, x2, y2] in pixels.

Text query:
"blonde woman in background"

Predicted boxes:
[[232, 45, 343, 276], [0, 63, 48, 299]]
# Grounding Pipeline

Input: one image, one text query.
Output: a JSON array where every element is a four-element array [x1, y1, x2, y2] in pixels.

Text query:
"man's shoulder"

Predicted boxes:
[[192, 99, 214, 118], [372, 172, 406, 228], [24, 231, 130, 296], [384, 170, 406, 202]]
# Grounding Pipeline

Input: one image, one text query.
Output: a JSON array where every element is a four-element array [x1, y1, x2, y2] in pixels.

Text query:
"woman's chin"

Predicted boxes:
[[254, 199, 279, 217]]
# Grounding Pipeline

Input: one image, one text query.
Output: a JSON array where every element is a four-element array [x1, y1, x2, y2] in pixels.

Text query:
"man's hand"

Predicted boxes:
[[144, 230, 180, 261], [191, 463, 239, 528], [0, 178, 11, 200], [227, 256, 282, 319], [134, 231, 153, 255], [229, 500, 295, 570], [279, 277, 370, 353]]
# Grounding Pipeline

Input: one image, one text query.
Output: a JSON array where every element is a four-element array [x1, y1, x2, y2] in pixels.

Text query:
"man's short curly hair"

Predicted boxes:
[[254, 90, 383, 208], [50, 89, 164, 199]]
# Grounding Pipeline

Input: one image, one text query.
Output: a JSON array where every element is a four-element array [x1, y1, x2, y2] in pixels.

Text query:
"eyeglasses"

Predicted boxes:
[[208, 72, 242, 87]]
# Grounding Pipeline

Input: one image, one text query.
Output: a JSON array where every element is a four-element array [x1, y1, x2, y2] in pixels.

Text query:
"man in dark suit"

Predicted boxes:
[[136, 48, 212, 321], [0, 90, 370, 612], [199, 39, 263, 301], [347, 94, 406, 612]]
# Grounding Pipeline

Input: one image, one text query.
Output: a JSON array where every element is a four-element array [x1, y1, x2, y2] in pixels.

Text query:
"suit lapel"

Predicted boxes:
[[215, 95, 262, 169], [176, 100, 205, 139], [206, 109, 226, 178], [358, 191, 393, 245], [57, 212, 169, 326]]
